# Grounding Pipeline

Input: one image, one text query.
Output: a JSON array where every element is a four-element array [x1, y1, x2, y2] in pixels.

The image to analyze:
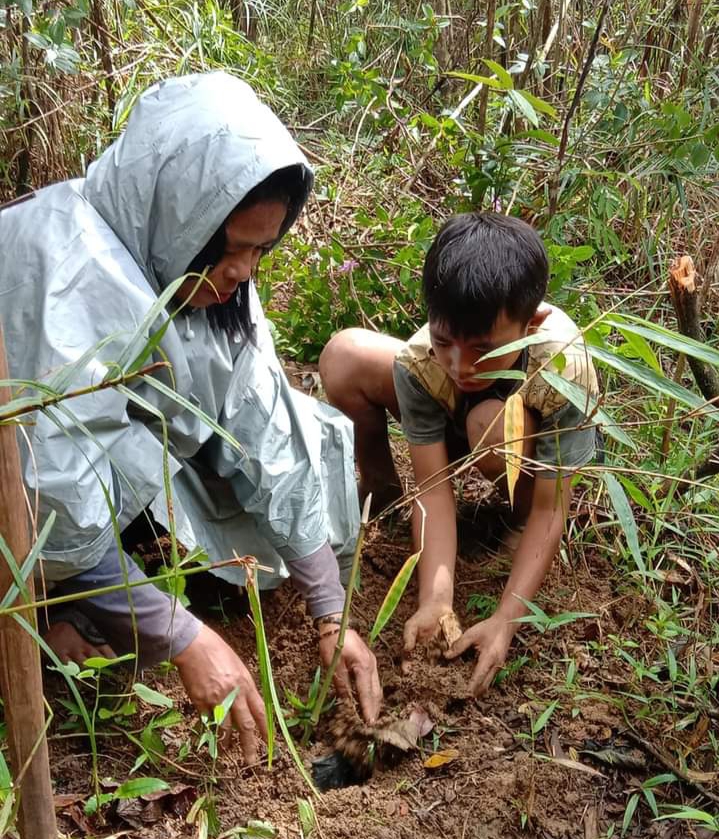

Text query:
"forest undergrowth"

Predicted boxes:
[[1, 1, 719, 836]]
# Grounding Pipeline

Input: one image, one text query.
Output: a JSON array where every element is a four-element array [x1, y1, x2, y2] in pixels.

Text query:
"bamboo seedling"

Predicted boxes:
[[369, 500, 426, 645], [310, 493, 372, 729]]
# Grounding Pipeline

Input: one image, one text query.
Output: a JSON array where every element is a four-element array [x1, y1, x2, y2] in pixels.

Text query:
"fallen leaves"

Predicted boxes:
[[423, 748, 460, 769]]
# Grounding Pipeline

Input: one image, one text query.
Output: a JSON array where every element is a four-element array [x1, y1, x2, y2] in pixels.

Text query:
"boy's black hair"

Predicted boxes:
[[422, 212, 548, 337], [185, 163, 312, 342]]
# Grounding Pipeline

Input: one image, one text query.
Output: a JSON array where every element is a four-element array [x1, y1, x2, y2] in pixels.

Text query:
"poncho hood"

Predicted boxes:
[[84, 72, 312, 290]]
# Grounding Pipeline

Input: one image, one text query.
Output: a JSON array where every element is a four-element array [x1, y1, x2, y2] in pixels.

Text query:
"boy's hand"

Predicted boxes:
[[402, 600, 452, 671], [445, 614, 516, 696]]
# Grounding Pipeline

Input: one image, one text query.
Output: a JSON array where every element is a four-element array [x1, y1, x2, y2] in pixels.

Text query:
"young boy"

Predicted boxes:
[[320, 212, 598, 696]]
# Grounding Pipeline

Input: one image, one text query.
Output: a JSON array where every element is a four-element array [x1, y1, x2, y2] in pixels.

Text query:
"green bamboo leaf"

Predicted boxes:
[[0, 511, 56, 610], [115, 778, 170, 799], [532, 699, 558, 734], [246, 576, 276, 765], [540, 370, 635, 449], [482, 58, 514, 88], [515, 88, 558, 118], [602, 473, 644, 575], [473, 369, 526, 381], [140, 375, 244, 453], [369, 549, 421, 645], [48, 334, 121, 393], [616, 328, 662, 373], [508, 89, 538, 127], [479, 332, 559, 361], [604, 315, 719, 368], [588, 346, 709, 414], [110, 276, 186, 376], [447, 71, 502, 88], [622, 792, 640, 836]]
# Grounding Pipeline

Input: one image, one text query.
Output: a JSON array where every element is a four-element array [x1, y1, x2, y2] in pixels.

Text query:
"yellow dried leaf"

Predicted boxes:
[[685, 769, 718, 783], [439, 612, 463, 648], [503, 392, 524, 508], [568, 746, 579, 762], [423, 748, 460, 769]]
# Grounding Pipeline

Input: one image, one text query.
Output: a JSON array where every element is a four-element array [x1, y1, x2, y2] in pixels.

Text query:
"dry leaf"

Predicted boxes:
[[503, 392, 525, 508], [424, 748, 460, 769], [549, 757, 606, 778], [685, 769, 718, 783], [439, 612, 463, 648], [408, 706, 435, 739]]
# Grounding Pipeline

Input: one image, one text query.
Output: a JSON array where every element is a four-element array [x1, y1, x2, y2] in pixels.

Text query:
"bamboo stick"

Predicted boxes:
[[0, 326, 57, 838]]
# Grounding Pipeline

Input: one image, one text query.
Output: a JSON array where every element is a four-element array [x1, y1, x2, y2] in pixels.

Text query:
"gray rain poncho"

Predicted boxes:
[[0, 73, 359, 642]]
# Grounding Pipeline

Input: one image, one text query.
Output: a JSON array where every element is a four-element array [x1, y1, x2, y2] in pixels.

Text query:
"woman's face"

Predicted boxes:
[[176, 199, 287, 308]]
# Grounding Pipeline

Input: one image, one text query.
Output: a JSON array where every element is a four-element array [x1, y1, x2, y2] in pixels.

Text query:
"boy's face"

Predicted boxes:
[[429, 308, 548, 393]]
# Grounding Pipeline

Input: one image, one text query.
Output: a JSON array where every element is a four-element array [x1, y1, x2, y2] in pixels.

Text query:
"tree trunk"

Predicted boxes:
[[0, 328, 57, 839]]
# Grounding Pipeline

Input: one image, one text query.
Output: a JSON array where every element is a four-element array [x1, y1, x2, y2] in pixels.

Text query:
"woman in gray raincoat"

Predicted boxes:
[[0, 72, 381, 762]]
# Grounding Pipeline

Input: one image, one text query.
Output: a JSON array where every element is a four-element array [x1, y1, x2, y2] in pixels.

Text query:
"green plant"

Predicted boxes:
[[284, 667, 334, 745], [511, 597, 598, 634], [621, 774, 677, 836]]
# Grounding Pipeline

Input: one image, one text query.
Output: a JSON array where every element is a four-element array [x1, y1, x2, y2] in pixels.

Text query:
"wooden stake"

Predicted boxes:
[[0, 327, 57, 838]]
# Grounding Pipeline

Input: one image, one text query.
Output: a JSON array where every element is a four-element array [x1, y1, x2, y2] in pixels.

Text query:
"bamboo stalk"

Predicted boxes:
[[0, 326, 57, 839], [310, 494, 372, 728]]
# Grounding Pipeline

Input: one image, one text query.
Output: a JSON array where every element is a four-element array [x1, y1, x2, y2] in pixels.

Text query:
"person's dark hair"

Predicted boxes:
[[185, 163, 312, 341], [422, 212, 548, 338]]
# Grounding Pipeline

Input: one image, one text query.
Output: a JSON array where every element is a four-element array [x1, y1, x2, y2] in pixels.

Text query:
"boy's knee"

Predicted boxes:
[[466, 399, 537, 480], [319, 328, 368, 406]]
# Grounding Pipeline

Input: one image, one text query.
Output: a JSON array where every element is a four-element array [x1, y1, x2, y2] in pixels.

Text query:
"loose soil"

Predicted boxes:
[[47, 368, 716, 839]]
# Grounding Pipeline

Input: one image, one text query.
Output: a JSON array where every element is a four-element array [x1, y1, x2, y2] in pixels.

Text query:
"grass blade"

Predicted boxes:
[[369, 501, 426, 645], [602, 472, 645, 575]]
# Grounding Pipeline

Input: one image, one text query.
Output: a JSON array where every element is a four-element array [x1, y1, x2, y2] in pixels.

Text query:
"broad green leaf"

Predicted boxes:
[[370, 549, 421, 644], [617, 329, 662, 373], [503, 392, 524, 507], [603, 473, 644, 575], [588, 346, 709, 414], [656, 807, 718, 826], [622, 792, 640, 836], [82, 653, 135, 670], [139, 376, 245, 452], [604, 315, 719, 368], [539, 370, 636, 450], [482, 58, 514, 89], [515, 128, 560, 145], [133, 683, 174, 708], [479, 332, 558, 360], [115, 777, 170, 799], [515, 88, 557, 118], [508, 89, 539, 126], [214, 687, 239, 726], [532, 699, 558, 734]]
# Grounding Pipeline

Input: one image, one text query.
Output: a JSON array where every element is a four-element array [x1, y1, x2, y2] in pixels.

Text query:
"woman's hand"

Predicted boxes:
[[173, 624, 267, 765], [319, 628, 382, 724], [445, 613, 516, 696]]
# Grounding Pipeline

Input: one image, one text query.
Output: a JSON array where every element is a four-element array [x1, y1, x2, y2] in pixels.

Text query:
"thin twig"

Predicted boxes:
[[0, 361, 169, 423]]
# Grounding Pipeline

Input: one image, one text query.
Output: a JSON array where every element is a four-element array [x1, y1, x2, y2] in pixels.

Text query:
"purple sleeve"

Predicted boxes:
[[285, 541, 346, 619], [57, 544, 201, 668]]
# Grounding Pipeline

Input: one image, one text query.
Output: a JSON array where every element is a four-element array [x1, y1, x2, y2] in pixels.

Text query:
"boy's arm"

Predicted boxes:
[[403, 440, 458, 658], [447, 474, 571, 695]]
